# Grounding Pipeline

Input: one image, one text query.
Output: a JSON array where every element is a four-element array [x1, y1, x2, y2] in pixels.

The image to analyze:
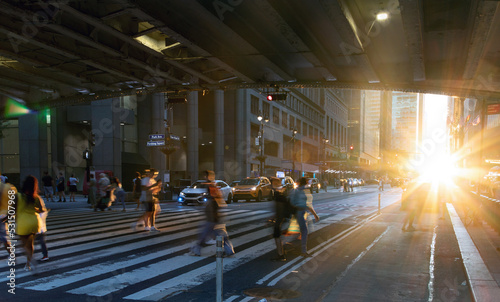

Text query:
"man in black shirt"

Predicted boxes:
[[42, 171, 54, 202]]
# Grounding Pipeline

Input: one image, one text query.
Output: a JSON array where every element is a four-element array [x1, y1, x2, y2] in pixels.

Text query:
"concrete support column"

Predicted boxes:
[[91, 98, 122, 179], [214, 90, 224, 179], [150, 93, 166, 174], [19, 113, 49, 182], [235, 89, 248, 180], [187, 91, 199, 182]]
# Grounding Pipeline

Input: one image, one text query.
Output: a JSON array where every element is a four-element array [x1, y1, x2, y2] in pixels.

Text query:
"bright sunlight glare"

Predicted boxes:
[[417, 155, 458, 185], [415, 94, 460, 186]]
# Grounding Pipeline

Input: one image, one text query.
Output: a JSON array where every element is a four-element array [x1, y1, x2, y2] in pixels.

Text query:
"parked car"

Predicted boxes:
[[306, 177, 321, 193], [233, 177, 272, 202], [177, 180, 233, 205], [173, 179, 192, 196], [274, 176, 295, 196], [229, 181, 240, 188], [365, 179, 379, 185]]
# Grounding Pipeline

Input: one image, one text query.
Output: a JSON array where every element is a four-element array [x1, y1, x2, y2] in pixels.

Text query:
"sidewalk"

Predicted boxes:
[[447, 203, 500, 301]]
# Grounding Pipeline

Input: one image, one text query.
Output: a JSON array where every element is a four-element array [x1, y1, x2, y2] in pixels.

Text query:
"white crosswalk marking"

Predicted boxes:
[[3, 191, 401, 301]]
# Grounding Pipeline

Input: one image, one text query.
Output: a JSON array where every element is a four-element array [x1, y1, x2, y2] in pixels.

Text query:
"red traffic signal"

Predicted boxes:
[[266, 93, 287, 101], [350, 145, 354, 150]]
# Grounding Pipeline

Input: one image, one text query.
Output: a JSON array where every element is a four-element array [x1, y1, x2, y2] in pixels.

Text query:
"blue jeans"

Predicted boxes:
[[191, 222, 234, 256], [296, 210, 308, 253], [36, 232, 48, 258], [115, 190, 126, 210]]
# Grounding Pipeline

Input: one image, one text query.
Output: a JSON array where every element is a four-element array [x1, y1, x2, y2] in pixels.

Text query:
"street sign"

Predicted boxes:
[[169, 134, 180, 141], [147, 140, 165, 147], [149, 134, 165, 140]]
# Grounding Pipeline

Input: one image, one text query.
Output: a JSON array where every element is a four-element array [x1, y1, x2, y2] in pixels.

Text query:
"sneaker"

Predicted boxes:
[[144, 226, 151, 231], [30, 260, 38, 275], [271, 254, 287, 262], [189, 247, 201, 256], [24, 263, 32, 271], [150, 227, 160, 233], [205, 239, 217, 245], [40, 256, 49, 261]]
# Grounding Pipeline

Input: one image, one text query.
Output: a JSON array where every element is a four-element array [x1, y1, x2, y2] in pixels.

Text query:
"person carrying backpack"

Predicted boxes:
[[269, 177, 293, 262], [290, 177, 320, 257]]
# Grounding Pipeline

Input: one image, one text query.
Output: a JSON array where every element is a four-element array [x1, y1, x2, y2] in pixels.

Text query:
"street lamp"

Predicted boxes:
[[257, 113, 269, 177], [292, 128, 298, 179], [322, 137, 329, 182]]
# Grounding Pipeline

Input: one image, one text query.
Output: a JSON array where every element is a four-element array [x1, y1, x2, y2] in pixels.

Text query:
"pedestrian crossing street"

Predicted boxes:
[[1, 194, 399, 301]]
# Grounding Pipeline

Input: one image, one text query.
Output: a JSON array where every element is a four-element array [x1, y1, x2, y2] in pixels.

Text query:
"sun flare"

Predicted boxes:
[[417, 154, 458, 185]]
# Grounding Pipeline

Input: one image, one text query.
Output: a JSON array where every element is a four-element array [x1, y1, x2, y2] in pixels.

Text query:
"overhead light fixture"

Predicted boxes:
[[376, 12, 389, 21], [368, 12, 390, 36]]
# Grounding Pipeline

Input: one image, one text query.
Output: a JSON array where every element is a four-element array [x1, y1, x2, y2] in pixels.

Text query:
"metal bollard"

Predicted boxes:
[[378, 193, 381, 214], [216, 235, 223, 302]]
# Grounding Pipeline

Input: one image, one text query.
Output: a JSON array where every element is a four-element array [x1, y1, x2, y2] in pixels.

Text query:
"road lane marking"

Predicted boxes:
[[427, 225, 437, 302]]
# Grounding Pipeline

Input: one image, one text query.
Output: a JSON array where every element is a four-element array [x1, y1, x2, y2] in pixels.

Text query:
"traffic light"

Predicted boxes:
[[83, 149, 90, 160], [266, 93, 287, 101], [90, 132, 96, 146], [167, 93, 188, 104], [350, 145, 354, 151], [167, 96, 187, 104]]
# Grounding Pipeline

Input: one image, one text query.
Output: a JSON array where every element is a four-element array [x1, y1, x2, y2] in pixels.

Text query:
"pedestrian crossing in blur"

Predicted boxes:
[[1, 198, 389, 301], [0, 206, 284, 300]]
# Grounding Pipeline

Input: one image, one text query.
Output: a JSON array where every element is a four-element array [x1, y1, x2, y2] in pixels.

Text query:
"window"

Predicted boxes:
[[282, 111, 288, 128], [296, 119, 301, 133], [290, 116, 295, 130], [263, 102, 270, 118], [273, 107, 280, 124], [251, 95, 259, 115]]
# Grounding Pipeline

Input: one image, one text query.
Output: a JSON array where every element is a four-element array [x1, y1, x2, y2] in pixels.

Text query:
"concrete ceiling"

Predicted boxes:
[[0, 0, 499, 109]]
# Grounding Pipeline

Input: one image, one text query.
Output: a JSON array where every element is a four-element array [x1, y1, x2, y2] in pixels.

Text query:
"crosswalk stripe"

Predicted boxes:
[[1, 210, 269, 271], [16, 212, 272, 285], [67, 227, 274, 297], [11, 192, 402, 301]]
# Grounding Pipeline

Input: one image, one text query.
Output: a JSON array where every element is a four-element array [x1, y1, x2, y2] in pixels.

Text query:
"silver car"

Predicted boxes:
[[177, 180, 233, 205]]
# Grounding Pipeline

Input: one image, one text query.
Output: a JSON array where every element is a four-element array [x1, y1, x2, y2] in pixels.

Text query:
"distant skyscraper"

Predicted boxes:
[[362, 90, 382, 163], [392, 92, 419, 153]]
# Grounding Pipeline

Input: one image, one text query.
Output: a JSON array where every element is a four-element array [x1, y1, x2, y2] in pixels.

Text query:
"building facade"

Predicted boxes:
[[1, 88, 355, 190]]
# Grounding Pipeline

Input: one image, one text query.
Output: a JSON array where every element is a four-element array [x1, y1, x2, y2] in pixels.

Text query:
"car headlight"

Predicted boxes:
[[251, 186, 257, 191], [318, 184, 321, 189], [180, 192, 185, 196], [202, 192, 209, 196]]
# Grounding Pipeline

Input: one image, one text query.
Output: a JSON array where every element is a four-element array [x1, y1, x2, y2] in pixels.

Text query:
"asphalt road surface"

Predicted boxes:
[[0, 185, 477, 301]]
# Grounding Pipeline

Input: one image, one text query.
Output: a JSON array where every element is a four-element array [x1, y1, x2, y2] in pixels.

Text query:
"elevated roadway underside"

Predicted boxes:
[[0, 0, 500, 108]]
